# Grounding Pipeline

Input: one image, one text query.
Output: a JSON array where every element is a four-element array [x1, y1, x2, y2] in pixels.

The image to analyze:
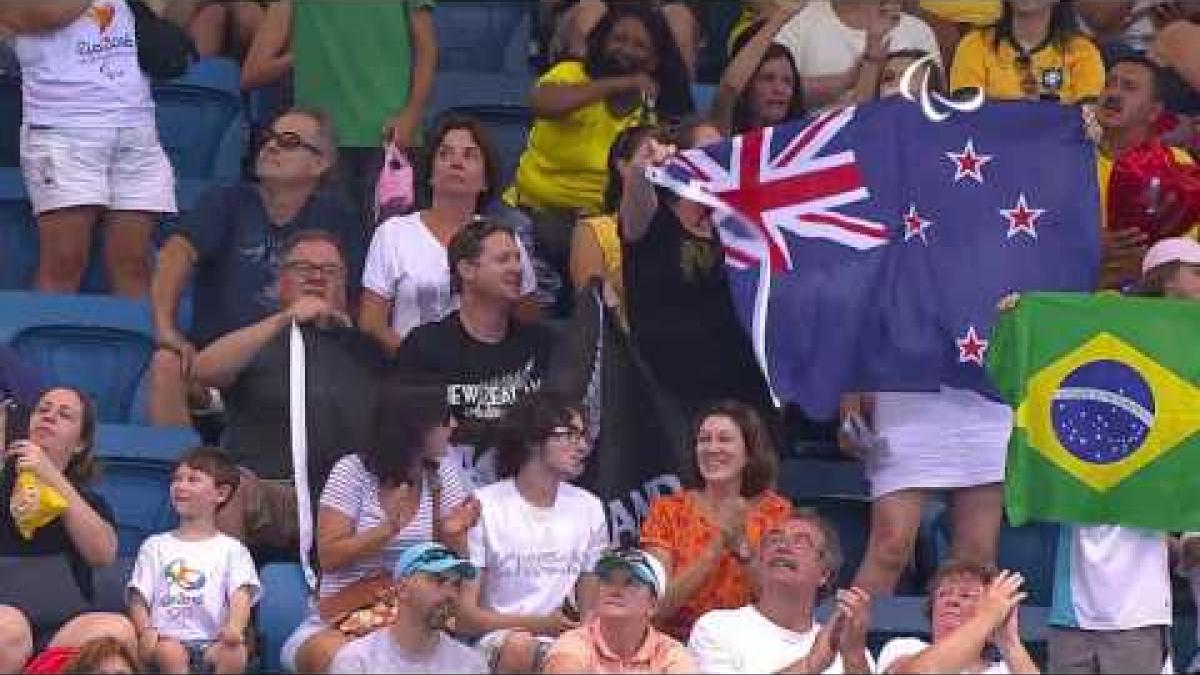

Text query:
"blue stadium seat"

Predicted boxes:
[[436, 104, 533, 188], [95, 423, 200, 463], [153, 58, 245, 182], [0, 292, 154, 423], [93, 456, 178, 556], [259, 562, 311, 673], [779, 457, 869, 502], [92, 556, 136, 614], [428, 71, 534, 126], [434, 2, 532, 75], [0, 170, 34, 290], [692, 83, 717, 115], [0, 79, 19, 168]]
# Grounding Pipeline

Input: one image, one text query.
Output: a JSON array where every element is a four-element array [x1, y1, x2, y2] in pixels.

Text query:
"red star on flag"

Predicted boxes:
[[956, 325, 989, 365], [945, 139, 993, 184], [999, 193, 1046, 240], [902, 204, 932, 244]]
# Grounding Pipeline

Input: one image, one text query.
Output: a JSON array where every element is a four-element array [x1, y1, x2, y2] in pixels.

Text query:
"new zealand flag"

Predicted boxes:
[[649, 99, 1102, 418]]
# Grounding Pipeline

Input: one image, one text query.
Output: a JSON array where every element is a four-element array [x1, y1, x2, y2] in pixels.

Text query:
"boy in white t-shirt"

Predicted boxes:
[[457, 391, 610, 674], [128, 448, 261, 674]]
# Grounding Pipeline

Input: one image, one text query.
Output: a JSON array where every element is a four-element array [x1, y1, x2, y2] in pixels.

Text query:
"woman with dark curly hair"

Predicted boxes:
[[456, 391, 610, 674], [507, 1, 694, 312]]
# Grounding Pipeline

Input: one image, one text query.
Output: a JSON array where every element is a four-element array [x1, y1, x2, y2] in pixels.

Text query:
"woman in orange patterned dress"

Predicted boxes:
[[639, 400, 793, 641]]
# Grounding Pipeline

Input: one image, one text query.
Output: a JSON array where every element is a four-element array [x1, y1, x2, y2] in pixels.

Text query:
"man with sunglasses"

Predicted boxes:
[[148, 108, 365, 430], [329, 542, 488, 674], [689, 509, 874, 674], [191, 229, 384, 556], [542, 548, 696, 674]]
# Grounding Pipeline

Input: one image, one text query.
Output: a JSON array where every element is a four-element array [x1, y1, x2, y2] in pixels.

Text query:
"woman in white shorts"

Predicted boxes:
[[3, 0, 176, 296], [842, 387, 1012, 593]]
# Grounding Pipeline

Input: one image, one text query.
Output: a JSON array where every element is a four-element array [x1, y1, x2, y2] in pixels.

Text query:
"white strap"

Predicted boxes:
[[289, 321, 317, 590]]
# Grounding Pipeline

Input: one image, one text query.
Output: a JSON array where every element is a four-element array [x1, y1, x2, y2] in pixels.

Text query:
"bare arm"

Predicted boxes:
[[801, 68, 861, 109], [402, 7, 437, 125], [316, 506, 400, 572], [241, 0, 292, 91], [531, 75, 641, 119], [127, 591, 152, 634], [151, 236, 199, 347], [357, 291, 403, 358], [0, 2, 90, 33], [224, 586, 254, 635], [1001, 642, 1040, 675], [618, 160, 660, 243], [887, 621, 994, 675], [57, 479, 118, 567], [194, 311, 290, 390], [713, 7, 798, 133], [1075, 0, 1134, 39], [645, 542, 724, 622], [455, 577, 576, 637]]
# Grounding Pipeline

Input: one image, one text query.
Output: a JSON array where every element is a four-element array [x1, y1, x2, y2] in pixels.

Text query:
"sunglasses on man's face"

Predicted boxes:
[[261, 128, 323, 156]]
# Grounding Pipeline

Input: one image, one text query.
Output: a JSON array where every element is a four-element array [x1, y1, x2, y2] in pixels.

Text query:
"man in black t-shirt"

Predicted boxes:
[[394, 220, 556, 488], [194, 229, 383, 554]]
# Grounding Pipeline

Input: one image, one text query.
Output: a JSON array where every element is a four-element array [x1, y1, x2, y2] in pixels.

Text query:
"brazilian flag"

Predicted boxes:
[[989, 292, 1200, 530]]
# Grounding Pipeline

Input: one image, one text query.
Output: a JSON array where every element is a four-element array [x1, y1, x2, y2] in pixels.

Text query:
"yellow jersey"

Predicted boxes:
[[950, 28, 1104, 104], [505, 61, 645, 214]]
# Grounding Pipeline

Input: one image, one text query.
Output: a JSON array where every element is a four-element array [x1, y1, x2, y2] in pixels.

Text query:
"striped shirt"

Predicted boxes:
[[317, 453, 467, 598]]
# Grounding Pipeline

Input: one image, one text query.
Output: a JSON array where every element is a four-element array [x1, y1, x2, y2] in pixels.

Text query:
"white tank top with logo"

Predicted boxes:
[[15, 0, 154, 128]]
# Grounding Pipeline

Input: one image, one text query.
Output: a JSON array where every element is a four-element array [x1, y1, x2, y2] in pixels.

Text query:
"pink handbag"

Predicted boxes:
[[374, 144, 415, 222]]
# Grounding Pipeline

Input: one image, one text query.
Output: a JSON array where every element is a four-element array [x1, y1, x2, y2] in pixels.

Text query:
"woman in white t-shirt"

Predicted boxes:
[[877, 561, 1039, 675], [359, 115, 536, 356], [281, 378, 480, 674]]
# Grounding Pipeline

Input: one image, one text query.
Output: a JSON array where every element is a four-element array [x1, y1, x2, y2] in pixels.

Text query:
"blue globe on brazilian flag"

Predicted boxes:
[[989, 293, 1200, 530]]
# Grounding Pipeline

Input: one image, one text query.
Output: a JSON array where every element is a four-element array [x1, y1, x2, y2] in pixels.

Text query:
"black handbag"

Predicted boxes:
[[127, 0, 196, 80]]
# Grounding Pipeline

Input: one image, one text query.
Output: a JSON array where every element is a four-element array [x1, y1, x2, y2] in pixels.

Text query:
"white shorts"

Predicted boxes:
[[20, 125, 177, 216], [280, 610, 327, 674]]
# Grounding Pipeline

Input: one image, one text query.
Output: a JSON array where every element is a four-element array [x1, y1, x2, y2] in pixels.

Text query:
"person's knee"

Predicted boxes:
[[211, 642, 248, 674], [869, 516, 919, 573], [154, 637, 191, 673], [0, 605, 33, 674], [497, 631, 541, 674], [151, 348, 186, 382]]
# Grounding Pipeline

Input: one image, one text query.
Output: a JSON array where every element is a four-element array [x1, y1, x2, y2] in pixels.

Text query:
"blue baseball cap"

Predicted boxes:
[[393, 542, 478, 581], [594, 548, 667, 598]]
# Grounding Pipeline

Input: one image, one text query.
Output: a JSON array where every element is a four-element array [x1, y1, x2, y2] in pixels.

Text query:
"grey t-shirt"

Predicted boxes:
[[329, 629, 487, 674]]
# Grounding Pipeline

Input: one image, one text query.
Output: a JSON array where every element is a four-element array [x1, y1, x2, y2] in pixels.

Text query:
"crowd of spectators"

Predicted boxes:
[[0, 0, 1199, 673]]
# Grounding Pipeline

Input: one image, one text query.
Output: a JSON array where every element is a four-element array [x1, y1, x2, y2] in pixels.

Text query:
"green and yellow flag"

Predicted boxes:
[[989, 292, 1200, 530]]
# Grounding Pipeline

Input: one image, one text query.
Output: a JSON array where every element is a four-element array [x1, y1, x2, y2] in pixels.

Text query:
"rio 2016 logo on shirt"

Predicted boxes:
[[87, 4, 116, 32], [77, 2, 135, 57], [164, 559, 207, 592], [899, 54, 984, 123]]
